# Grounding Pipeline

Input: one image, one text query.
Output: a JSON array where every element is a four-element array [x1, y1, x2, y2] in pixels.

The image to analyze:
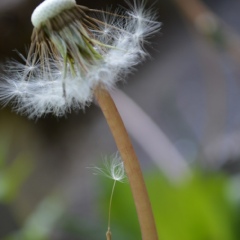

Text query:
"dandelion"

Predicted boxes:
[[0, 0, 160, 239], [0, 0, 160, 118], [90, 154, 126, 239]]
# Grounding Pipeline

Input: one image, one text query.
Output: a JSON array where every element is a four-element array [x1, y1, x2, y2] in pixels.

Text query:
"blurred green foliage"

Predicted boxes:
[[0, 140, 33, 203], [1, 144, 240, 240], [99, 170, 239, 240], [13, 169, 236, 240], [4, 196, 64, 240], [148, 172, 236, 240]]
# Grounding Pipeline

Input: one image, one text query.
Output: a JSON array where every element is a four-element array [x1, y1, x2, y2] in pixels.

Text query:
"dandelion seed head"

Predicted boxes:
[[0, 0, 160, 118], [90, 153, 127, 183]]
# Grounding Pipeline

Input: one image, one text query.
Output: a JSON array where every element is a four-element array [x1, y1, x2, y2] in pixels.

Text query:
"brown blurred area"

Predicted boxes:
[[0, 0, 240, 238]]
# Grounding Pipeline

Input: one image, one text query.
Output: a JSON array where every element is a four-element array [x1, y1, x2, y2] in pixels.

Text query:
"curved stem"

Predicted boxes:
[[94, 87, 158, 240]]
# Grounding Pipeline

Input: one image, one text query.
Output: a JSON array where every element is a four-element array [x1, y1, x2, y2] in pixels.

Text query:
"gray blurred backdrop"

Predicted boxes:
[[0, 0, 240, 239]]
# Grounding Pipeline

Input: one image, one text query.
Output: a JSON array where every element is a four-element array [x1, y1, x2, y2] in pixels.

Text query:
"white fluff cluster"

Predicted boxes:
[[90, 153, 127, 183], [1, 61, 92, 118], [0, 0, 160, 118]]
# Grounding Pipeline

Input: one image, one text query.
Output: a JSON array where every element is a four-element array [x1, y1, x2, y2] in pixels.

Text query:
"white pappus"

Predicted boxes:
[[89, 153, 127, 183]]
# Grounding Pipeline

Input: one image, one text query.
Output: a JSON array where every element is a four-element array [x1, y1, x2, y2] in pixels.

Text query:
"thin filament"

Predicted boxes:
[[107, 180, 117, 237]]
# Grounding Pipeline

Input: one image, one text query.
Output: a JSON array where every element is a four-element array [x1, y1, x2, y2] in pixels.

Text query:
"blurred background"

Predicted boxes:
[[0, 0, 240, 239]]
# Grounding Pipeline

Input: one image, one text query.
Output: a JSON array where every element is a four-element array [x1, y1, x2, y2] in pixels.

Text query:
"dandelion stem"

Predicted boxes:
[[94, 87, 158, 240], [108, 180, 116, 231]]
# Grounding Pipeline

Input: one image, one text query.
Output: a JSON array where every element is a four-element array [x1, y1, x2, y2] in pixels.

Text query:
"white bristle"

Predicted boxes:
[[31, 0, 76, 27]]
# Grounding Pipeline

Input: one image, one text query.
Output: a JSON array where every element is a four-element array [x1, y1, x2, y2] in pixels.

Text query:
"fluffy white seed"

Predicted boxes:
[[89, 153, 127, 183]]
